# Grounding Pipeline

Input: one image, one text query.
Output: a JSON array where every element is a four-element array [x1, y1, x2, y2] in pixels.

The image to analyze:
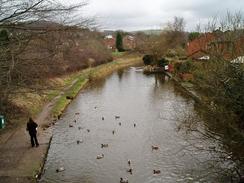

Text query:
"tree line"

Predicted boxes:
[[0, 0, 112, 119]]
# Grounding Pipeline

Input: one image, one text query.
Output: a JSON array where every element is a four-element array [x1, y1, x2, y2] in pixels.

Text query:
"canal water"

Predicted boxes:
[[40, 67, 230, 183]]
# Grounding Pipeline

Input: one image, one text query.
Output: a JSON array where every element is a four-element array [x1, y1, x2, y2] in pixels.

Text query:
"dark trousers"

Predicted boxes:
[[29, 133, 39, 147]]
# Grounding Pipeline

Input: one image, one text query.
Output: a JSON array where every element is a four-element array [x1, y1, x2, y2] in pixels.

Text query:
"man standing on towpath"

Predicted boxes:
[[26, 117, 39, 147]]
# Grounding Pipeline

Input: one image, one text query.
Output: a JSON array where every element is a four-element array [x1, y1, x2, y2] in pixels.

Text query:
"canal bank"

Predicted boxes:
[[0, 54, 142, 183], [165, 72, 202, 103], [165, 71, 244, 182]]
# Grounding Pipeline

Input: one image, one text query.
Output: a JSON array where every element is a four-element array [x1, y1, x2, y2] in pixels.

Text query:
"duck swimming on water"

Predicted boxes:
[[96, 154, 104, 159], [128, 160, 131, 166], [76, 140, 83, 144], [153, 170, 161, 174], [127, 168, 133, 174], [56, 167, 65, 173], [152, 145, 159, 150], [120, 178, 128, 183], [101, 144, 108, 148]]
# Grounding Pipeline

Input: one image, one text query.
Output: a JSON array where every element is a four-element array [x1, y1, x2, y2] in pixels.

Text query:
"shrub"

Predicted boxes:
[[174, 60, 195, 73], [157, 58, 169, 67], [143, 54, 154, 65], [0, 29, 9, 46]]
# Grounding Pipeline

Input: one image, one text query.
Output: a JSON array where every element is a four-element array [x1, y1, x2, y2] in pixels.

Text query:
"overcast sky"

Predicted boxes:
[[71, 0, 244, 31]]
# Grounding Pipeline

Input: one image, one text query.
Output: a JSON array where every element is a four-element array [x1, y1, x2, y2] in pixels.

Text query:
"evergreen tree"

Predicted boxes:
[[116, 32, 124, 52]]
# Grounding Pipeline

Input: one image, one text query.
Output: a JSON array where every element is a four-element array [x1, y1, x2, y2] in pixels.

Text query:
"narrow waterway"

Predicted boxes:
[[40, 67, 230, 183]]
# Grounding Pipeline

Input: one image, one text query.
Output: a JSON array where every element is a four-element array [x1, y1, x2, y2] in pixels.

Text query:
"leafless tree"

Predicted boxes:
[[177, 12, 244, 181], [144, 16, 187, 60], [0, 0, 93, 116]]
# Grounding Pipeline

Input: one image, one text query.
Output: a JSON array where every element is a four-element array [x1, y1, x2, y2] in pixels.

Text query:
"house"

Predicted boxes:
[[186, 33, 215, 60], [187, 31, 244, 61], [103, 35, 116, 50], [123, 35, 136, 50]]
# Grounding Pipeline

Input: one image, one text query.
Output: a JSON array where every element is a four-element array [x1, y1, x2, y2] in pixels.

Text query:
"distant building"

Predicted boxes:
[[186, 33, 215, 60], [103, 34, 137, 51], [187, 31, 244, 61], [104, 35, 116, 50], [123, 35, 136, 50]]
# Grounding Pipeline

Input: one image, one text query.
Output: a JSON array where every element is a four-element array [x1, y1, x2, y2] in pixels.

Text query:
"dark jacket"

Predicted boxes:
[[26, 119, 38, 135]]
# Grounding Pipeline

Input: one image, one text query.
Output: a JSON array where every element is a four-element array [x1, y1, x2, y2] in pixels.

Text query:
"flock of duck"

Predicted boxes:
[[59, 108, 161, 183]]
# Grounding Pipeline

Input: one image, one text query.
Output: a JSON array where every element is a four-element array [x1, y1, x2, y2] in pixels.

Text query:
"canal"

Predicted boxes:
[[40, 67, 231, 183]]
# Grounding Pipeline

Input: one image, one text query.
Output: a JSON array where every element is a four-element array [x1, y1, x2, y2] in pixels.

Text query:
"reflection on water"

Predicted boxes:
[[117, 69, 124, 81], [40, 67, 232, 183]]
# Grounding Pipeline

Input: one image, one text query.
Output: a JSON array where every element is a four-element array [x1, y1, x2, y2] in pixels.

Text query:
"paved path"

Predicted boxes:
[[0, 104, 53, 183], [0, 77, 81, 182]]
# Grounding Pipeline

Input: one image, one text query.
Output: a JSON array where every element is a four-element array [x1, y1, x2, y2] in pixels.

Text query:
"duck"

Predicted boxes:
[[57, 114, 62, 119], [102, 117, 104, 120], [69, 124, 73, 128], [119, 122, 122, 126], [127, 168, 133, 174], [66, 96, 74, 100], [128, 160, 131, 166], [101, 144, 109, 148], [120, 178, 128, 183], [77, 140, 83, 144], [112, 130, 115, 135], [153, 170, 161, 174], [56, 167, 65, 173], [133, 123, 136, 127], [115, 116, 120, 119], [152, 145, 159, 150], [97, 154, 104, 159]]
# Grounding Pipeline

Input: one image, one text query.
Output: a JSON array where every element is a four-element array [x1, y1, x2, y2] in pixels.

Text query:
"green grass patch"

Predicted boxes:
[[181, 81, 194, 89], [51, 76, 88, 117], [112, 51, 124, 57], [51, 96, 70, 117], [46, 90, 60, 101]]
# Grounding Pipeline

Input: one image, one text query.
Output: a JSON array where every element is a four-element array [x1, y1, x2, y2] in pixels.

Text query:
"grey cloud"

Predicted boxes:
[[71, 0, 244, 31]]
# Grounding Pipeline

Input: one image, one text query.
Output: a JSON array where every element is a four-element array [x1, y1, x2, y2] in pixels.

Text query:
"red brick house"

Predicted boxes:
[[187, 33, 215, 60], [104, 34, 136, 51], [104, 35, 116, 50], [187, 31, 244, 60]]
